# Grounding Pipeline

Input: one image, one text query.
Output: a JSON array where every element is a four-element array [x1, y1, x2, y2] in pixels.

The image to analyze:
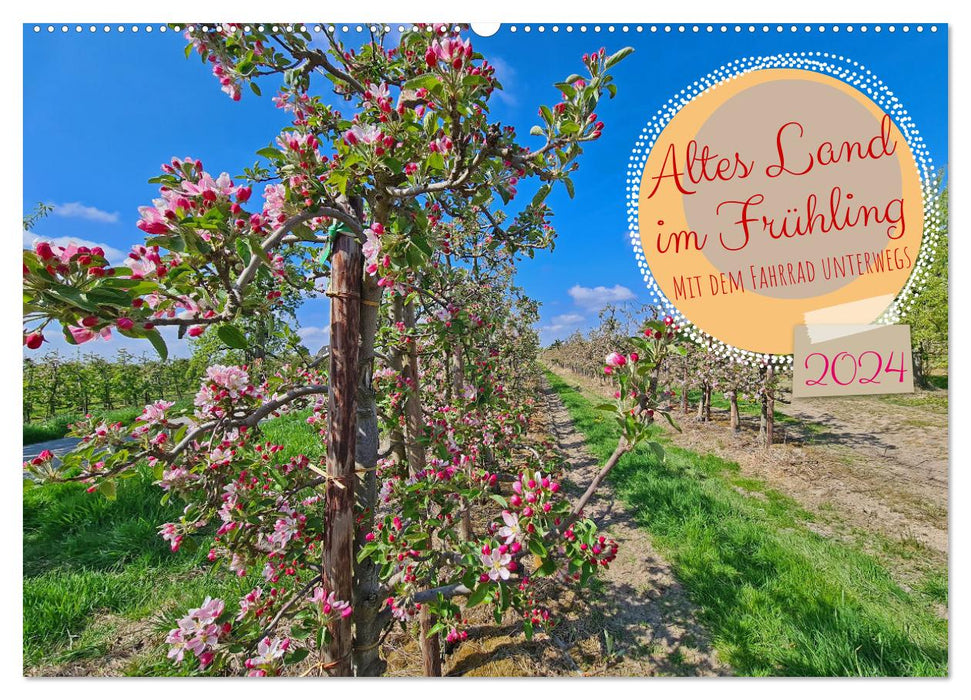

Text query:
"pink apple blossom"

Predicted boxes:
[[497, 510, 521, 544], [480, 549, 513, 581]]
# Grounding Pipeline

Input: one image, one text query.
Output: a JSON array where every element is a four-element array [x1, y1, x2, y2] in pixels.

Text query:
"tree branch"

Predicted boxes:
[[561, 439, 629, 530]]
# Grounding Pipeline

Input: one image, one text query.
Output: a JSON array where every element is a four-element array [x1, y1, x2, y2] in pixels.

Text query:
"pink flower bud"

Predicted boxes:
[[35, 242, 55, 260], [605, 352, 627, 368], [24, 332, 44, 350]]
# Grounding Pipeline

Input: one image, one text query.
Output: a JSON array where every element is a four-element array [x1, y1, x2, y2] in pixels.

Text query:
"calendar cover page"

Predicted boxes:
[[19, 17, 949, 680]]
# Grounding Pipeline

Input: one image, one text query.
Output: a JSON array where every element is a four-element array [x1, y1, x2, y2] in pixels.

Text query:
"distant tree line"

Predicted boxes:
[[22, 349, 202, 422]]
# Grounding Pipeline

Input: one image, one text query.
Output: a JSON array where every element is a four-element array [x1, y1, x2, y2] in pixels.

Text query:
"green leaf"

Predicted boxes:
[[427, 152, 446, 172], [329, 172, 349, 196], [356, 541, 380, 563], [44, 285, 99, 313], [250, 81, 262, 97], [403, 73, 440, 92], [411, 234, 433, 257], [405, 246, 424, 269], [563, 177, 575, 199], [528, 538, 548, 558], [290, 626, 312, 641], [146, 235, 186, 253], [538, 557, 557, 576], [523, 620, 534, 641], [287, 648, 310, 664], [531, 184, 552, 208], [99, 480, 117, 501], [217, 324, 248, 350], [529, 125, 544, 137], [235, 238, 253, 264], [145, 329, 169, 361], [594, 402, 617, 412], [660, 411, 682, 433], [466, 582, 494, 608], [605, 46, 634, 69], [85, 287, 132, 308], [256, 146, 283, 161], [647, 441, 665, 463], [462, 74, 489, 88]]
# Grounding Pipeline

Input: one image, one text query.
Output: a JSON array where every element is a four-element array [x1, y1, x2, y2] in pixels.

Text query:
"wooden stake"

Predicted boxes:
[[324, 229, 362, 676]]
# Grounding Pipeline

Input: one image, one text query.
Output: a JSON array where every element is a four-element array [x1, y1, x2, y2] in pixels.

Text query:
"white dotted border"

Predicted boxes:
[[29, 26, 943, 367], [624, 53, 943, 367], [31, 24, 942, 35]]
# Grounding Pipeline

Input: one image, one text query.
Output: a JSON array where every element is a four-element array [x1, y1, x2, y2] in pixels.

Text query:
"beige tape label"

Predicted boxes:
[[792, 325, 914, 398]]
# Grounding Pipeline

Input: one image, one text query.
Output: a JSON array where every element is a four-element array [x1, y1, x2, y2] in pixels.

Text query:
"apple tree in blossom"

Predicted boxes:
[[20, 24, 674, 677]]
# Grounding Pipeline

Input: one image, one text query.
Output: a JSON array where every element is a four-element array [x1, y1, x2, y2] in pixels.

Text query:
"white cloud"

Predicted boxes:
[[489, 56, 518, 106], [539, 313, 586, 344], [51, 201, 120, 224], [545, 313, 584, 328], [568, 284, 636, 311], [297, 326, 330, 346], [23, 230, 129, 266]]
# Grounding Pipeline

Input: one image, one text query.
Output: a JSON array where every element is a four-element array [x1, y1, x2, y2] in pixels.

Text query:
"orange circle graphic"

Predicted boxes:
[[637, 69, 924, 355]]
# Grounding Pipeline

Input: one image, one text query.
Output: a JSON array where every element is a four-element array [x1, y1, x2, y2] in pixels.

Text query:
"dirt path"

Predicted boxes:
[[384, 378, 731, 677], [535, 377, 730, 676], [778, 394, 948, 552]]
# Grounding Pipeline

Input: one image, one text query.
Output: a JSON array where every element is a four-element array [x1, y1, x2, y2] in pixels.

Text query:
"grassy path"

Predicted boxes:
[[545, 369, 948, 676]]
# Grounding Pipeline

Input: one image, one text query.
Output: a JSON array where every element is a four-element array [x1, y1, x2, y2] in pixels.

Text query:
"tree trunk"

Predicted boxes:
[[397, 298, 442, 677], [449, 340, 474, 542], [729, 390, 740, 433], [680, 362, 689, 414], [766, 366, 775, 446], [759, 366, 775, 448], [323, 229, 362, 677], [350, 273, 388, 677], [696, 383, 707, 422]]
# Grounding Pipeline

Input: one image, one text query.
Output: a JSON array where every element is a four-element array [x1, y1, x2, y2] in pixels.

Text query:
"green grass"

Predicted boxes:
[[22, 408, 319, 674], [23, 399, 193, 446], [877, 392, 949, 412], [23, 467, 261, 672], [260, 408, 324, 461], [547, 370, 948, 677]]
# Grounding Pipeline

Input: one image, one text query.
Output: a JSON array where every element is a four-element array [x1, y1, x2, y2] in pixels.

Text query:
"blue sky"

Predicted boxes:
[[23, 23, 948, 357]]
